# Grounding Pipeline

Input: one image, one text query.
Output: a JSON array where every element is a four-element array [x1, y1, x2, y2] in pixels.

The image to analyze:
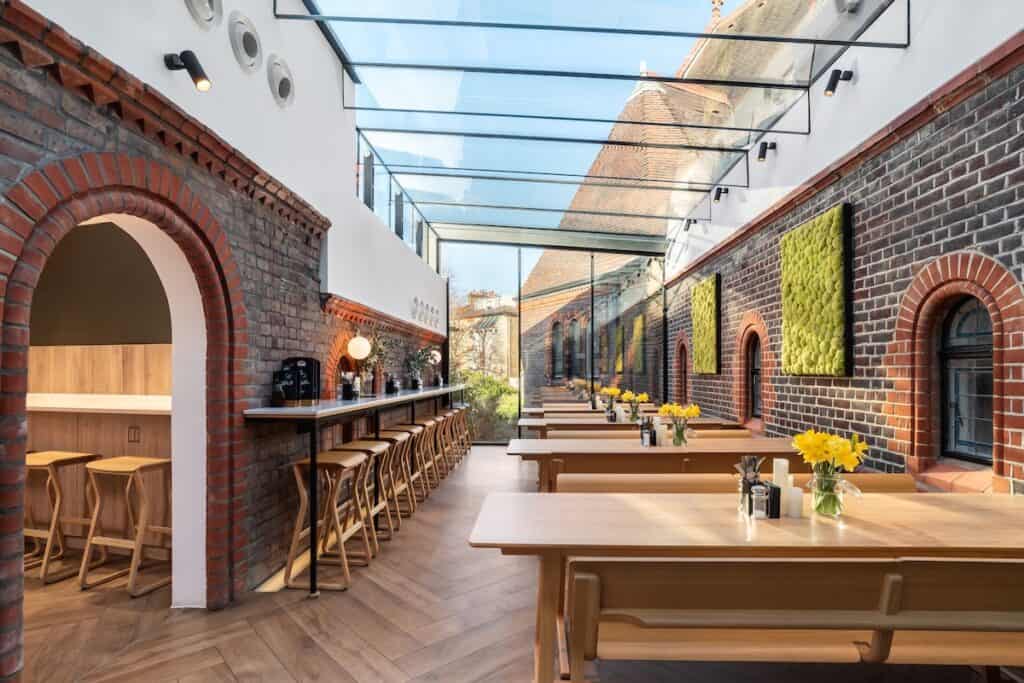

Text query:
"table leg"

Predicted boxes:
[[308, 423, 319, 598], [534, 551, 560, 683], [537, 460, 550, 493]]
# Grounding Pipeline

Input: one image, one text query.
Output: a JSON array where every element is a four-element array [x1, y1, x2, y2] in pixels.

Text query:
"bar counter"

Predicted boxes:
[[243, 384, 465, 596]]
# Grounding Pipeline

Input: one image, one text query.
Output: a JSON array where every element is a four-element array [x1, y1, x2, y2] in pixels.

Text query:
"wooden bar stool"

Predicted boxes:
[[331, 440, 395, 553], [79, 456, 171, 597], [378, 430, 417, 520], [413, 417, 449, 480], [25, 451, 101, 583], [455, 407, 472, 461], [388, 424, 430, 502], [284, 450, 372, 591], [395, 421, 440, 490]]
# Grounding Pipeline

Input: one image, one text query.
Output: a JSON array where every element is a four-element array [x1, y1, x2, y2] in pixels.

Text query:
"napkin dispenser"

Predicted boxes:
[[271, 356, 321, 407]]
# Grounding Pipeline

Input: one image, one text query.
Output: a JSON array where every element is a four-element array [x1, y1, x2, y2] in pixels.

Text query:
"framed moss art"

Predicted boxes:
[[631, 314, 645, 373], [780, 203, 852, 376], [614, 322, 624, 373], [691, 274, 720, 374]]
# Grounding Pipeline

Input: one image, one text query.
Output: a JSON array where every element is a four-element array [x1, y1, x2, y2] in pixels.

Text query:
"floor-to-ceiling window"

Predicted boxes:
[[443, 243, 520, 442]]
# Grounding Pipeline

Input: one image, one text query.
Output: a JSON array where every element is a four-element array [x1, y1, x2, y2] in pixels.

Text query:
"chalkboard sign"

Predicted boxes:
[[271, 357, 321, 406]]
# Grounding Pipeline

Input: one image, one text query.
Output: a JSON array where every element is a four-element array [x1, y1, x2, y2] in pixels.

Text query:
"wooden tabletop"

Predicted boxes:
[[518, 416, 739, 430], [469, 493, 1024, 558], [507, 437, 795, 457]]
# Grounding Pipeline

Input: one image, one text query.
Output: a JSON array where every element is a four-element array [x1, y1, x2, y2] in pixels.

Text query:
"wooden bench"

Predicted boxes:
[[566, 557, 1024, 680], [554, 472, 918, 493]]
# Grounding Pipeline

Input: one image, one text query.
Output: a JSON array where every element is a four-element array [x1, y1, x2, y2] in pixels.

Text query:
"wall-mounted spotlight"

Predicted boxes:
[[683, 219, 695, 232], [713, 187, 729, 203], [757, 141, 777, 162], [164, 50, 212, 92], [824, 69, 853, 97]]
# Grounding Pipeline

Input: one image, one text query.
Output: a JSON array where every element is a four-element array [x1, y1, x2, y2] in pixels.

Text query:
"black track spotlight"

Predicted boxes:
[[683, 219, 695, 232], [824, 69, 853, 97], [757, 141, 777, 162], [164, 50, 211, 92], [713, 187, 729, 203]]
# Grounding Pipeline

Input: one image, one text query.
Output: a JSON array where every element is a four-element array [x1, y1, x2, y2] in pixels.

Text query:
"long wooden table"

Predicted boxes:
[[469, 492, 1024, 683], [518, 416, 740, 438], [509, 437, 802, 491]]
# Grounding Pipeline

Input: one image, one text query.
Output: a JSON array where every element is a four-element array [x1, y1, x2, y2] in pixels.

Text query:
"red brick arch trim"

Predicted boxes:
[[673, 330, 691, 403], [0, 154, 250, 672], [732, 311, 775, 430], [884, 252, 1024, 483], [323, 331, 356, 399]]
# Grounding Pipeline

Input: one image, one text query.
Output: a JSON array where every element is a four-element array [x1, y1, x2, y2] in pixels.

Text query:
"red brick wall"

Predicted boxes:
[[0, 3, 437, 675], [666, 42, 1024, 493]]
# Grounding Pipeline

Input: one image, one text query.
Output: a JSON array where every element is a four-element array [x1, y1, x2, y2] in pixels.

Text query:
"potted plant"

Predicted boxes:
[[792, 429, 866, 518], [621, 390, 649, 423], [369, 333, 401, 394], [405, 346, 432, 390], [657, 402, 701, 446]]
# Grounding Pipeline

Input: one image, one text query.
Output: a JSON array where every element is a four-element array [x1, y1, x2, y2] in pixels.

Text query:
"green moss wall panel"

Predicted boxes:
[[781, 204, 849, 376], [631, 314, 645, 373], [692, 275, 719, 374], [614, 323, 624, 373]]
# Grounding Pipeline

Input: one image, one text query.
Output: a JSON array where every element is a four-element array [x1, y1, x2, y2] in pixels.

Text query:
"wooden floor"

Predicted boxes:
[[23, 447, 1000, 682]]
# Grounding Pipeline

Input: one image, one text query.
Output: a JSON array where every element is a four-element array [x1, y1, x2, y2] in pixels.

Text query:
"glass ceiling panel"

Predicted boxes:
[[360, 129, 747, 191], [350, 69, 809, 136], [312, 0, 907, 51], [418, 204, 676, 236], [432, 223, 666, 256]]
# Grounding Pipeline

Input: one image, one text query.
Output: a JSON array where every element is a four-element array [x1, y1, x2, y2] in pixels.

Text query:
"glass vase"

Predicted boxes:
[[629, 403, 640, 423], [811, 474, 844, 518], [672, 422, 687, 447]]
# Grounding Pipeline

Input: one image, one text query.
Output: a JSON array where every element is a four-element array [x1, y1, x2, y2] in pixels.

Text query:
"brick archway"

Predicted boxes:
[[885, 252, 1024, 484], [324, 331, 356, 399], [0, 154, 248, 629], [673, 330, 691, 403], [732, 311, 774, 430]]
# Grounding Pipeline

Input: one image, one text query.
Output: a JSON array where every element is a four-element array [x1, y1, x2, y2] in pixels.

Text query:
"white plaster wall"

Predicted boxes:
[[669, 0, 1024, 278], [84, 214, 207, 609], [27, 0, 446, 333]]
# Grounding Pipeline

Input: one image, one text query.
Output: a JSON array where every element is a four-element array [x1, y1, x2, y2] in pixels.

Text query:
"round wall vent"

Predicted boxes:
[[228, 11, 262, 73], [267, 54, 295, 107], [184, 0, 222, 30]]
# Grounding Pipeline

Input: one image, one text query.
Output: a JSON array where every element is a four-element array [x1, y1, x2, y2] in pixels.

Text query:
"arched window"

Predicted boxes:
[[677, 343, 688, 403], [551, 321, 564, 379], [568, 319, 580, 378], [747, 335, 762, 420], [941, 297, 993, 464]]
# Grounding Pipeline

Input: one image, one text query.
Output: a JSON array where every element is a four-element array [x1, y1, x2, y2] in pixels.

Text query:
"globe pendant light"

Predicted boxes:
[[348, 332, 371, 361]]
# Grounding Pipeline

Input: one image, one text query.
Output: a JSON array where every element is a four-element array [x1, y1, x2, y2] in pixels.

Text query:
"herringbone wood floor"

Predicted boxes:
[[23, 447, 995, 682]]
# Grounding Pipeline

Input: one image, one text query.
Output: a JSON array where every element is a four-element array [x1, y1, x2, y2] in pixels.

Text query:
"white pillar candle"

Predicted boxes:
[[772, 459, 790, 518], [785, 487, 804, 518]]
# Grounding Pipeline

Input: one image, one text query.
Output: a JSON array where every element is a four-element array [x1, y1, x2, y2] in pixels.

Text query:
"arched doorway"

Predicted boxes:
[[0, 156, 248, 617], [732, 311, 772, 431], [747, 335, 762, 422], [674, 332, 690, 404]]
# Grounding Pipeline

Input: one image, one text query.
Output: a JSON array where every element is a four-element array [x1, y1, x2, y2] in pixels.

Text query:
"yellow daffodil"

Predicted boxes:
[[621, 390, 636, 403], [681, 403, 701, 420], [658, 403, 680, 417], [792, 429, 831, 465], [636, 393, 650, 403]]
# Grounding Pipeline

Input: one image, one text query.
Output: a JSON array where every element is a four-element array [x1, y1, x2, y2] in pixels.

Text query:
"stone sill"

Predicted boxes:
[[915, 461, 994, 493]]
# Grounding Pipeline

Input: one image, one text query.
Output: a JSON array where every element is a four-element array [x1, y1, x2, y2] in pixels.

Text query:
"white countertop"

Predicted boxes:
[[27, 393, 172, 416], [243, 384, 466, 422]]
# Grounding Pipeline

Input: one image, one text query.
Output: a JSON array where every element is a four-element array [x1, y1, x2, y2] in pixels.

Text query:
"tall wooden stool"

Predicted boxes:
[[25, 451, 101, 583], [331, 440, 394, 553], [411, 417, 447, 480], [284, 450, 372, 591], [395, 421, 440, 490], [79, 456, 171, 597], [420, 416, 453, 477], [453, 407, 472, 462], [388, 424, 430, 502], [378, 430, 417, 520]]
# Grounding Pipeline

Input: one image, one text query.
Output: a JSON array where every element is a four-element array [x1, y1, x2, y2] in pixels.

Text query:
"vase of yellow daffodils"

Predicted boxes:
[[658, 403, 701, 446], [599, 387, 621, 421], [620, 391, 649, 422], [792, 429, 867, 518]]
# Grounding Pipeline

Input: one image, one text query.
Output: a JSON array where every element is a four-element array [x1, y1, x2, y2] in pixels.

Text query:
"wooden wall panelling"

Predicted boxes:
[[28, 344, 172, 395]]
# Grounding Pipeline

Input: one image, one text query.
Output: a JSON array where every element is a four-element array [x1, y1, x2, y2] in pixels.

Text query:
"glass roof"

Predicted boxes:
[[295, 0, 908, 246]]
